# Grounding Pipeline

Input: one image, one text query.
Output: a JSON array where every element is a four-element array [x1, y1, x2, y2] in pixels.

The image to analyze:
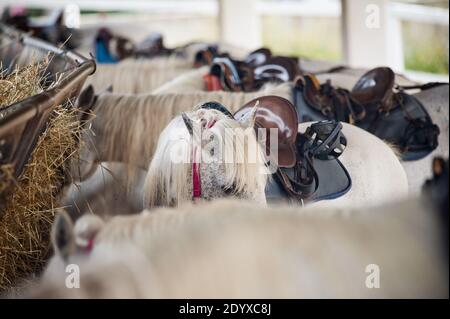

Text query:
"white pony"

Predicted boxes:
[[27, 197, 448, 298], [143, 106, 268, 207], [143, 104, 408, 209]]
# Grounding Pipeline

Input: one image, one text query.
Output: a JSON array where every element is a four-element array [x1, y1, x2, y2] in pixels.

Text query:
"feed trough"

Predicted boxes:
[[0, 24, 95, 292]]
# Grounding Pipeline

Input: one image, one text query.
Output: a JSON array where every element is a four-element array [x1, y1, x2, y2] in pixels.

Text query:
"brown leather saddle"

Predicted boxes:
[[294, 67, 444, 160], [202, 97, 351, 204]]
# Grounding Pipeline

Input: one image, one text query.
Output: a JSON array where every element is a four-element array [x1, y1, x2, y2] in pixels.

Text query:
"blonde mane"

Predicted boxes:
[[143, 108, 268, 208], [84, 57, 193, 94]]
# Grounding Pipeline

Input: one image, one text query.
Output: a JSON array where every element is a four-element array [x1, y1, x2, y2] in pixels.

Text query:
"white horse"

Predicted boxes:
[[144, 105, 407, 209], [27, 196, 448, 298], [143, 106, 268, 208]]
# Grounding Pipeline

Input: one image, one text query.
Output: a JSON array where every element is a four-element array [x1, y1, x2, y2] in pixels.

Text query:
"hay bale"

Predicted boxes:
[[0, 61, 83, 293]]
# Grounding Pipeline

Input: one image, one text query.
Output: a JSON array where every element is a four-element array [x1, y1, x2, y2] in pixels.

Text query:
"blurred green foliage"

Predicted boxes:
[[262, 15, 449, 74], [261, 16, 342, 61], [402, 21, 449, 74]]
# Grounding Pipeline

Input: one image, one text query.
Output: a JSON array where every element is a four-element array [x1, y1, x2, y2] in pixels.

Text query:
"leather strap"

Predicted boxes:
[[395, 82, 448, 92], [275, 120, 347, 202]]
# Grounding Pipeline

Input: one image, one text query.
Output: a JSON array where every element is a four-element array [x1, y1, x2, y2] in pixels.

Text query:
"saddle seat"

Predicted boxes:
[[351, 67, 396, 112]]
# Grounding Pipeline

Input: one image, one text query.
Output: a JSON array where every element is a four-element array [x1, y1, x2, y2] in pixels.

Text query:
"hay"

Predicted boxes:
[[0, 60, 83, 293], [0, 62, 43, 109]]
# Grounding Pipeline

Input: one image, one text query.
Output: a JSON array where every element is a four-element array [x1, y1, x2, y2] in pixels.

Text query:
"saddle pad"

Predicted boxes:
[[265, 157, 351, 205], [357, 92, 438, 161], [293, 87, 438, 161]]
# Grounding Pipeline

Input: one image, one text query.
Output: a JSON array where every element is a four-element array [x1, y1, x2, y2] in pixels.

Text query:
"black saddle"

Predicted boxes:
[[294, 67, 444, 161], [207, 54, 302, 92], [202, 97, 351, 205]]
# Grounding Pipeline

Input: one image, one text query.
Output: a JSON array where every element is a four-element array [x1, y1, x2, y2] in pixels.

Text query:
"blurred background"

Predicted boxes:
[[1, 0, 448, 82]]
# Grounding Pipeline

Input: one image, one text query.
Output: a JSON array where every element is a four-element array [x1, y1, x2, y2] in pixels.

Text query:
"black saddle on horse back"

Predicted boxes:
[[293, 67, 443, 161], [357, 92, 439, 161]]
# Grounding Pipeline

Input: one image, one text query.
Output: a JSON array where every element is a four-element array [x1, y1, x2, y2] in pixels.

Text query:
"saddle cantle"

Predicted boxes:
[[234, 96, 298, 168], [234, 96, 351, 204], [294, 66, 443, 161]]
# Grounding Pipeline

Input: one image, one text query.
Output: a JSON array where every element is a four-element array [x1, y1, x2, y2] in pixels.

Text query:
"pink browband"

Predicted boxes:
[[192, 119, 217, 199]]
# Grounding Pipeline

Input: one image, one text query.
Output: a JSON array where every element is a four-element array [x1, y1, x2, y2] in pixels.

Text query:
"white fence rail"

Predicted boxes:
[[0, 0, 218, 14], [257, 0, 340, 17]]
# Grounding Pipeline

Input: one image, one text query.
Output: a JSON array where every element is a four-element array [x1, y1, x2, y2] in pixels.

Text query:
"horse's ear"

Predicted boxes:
[[238, 100, 259, 129], [77, 85, 96, 110], [56, 10, 64, 26], [181, 112, 194, 135], [51, 209, 75, 261], [104, 85, 113, 93], [76, 85, 97, 123]]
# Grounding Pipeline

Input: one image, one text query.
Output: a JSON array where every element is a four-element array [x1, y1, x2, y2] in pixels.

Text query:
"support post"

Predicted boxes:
[[218, 0, 261, 50], [341, 0, 403, 70]]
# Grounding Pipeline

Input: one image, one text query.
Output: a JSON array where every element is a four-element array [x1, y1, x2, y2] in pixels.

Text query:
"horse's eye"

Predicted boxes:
[[209, 134, 214, 141], [210, 148, 215, 156]]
